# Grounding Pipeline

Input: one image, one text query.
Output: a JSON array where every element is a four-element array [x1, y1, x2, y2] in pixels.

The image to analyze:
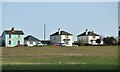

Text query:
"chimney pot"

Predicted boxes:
[[11, 27, 14, 31], [58, 28, 60, 35], [85, 29, 88, 35]]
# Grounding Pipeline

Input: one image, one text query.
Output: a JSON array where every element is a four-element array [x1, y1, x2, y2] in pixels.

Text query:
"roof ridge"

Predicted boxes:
[[50, 30, 72, 36], [24, 35, 40, 41], [77, 31, 100, 37]]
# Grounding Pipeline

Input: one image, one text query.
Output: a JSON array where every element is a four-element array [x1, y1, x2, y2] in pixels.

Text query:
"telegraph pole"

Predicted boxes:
[[44, 24, 46, 41]]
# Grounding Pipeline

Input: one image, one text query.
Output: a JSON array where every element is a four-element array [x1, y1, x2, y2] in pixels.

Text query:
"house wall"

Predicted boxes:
[[60, 35, 72, 46], [6, 34, 24, 47], [77, 36, 88, 44], [50, 35, 72, 46], [50, 35, 61, 44], [77, 36, 103, 45], [24, 41, 40, 46], [88, 36, 100, 45]]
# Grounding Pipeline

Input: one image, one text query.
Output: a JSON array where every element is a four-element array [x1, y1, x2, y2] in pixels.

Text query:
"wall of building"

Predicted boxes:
[[77, 36, 103, 45], [60, 35, 72, 46], [88, 36, 100, 45], [25, 41, 36, 46], [24, 41, 40, 46], [6, 34, 24, 47], [50, 35, 72, 46], [77, 36, 88, 44], [50, 35, 61, 44]]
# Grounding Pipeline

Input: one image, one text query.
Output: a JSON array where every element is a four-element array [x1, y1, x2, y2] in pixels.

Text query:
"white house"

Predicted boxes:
[[50, 29, 72, 46], [24, 35, 41, 46], [77, 29, 103, 45]]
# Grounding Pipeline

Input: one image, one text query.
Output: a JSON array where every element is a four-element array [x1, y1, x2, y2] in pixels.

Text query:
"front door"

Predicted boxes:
[[18, 41, 20, 45]]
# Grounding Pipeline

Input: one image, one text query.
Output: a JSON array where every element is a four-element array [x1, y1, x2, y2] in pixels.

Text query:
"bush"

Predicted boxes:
[[103, 37, 116, 45]]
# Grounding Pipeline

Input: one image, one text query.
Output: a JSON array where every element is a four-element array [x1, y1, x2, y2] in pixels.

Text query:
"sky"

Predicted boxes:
[[1, 0, 119, 2], [0, 1, 118, 42], [0, 2, 2, 33]]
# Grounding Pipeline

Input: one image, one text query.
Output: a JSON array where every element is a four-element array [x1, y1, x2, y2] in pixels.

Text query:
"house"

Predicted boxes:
[[1, 27, 24, 47], [24, 35, 41, 46], [77, 29, 103, 45], [50, 29, 72, 46]]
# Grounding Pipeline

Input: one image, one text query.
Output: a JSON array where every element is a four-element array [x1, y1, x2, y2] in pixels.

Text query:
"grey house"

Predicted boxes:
[[24, 35, 41, 46]]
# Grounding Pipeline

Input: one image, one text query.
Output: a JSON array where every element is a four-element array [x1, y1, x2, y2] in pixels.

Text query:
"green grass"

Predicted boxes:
[[2, 56, 117, 64], [2, 46, 118, 70], [3, 64, 118, 70]]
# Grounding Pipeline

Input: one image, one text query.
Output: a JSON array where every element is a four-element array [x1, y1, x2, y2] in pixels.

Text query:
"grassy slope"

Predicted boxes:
[[2, 46, 118, 70]]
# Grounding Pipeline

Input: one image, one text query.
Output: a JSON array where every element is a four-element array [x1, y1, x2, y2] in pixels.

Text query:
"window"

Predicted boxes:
[[30, 42, 33, 44], [93, 36, 96, 38], [18, 35, 20, 38], [18, 41, 20, 45], [9, 41, 11, 44], [67, 35, 69, 38], [66, 35, 69, 38], [9, 34, 11, 38]]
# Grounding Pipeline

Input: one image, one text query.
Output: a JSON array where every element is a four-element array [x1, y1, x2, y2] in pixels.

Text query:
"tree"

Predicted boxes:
[[96, 39, 101, 44], [103, 37, 116, 45]]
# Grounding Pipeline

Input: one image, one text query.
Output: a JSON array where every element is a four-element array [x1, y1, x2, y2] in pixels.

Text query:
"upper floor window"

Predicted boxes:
[[66, 35, 69, 38], [54, 37, 56, 40], [9, 34, 11, 38], [93, 36, 96, 38], [18, 35, 20, 38]]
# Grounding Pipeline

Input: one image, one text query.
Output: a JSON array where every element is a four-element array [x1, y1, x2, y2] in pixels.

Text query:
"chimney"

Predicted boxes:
[[11, 27, 14, 32], [58, 28, 60, 35], [85, 29, 88, 35]]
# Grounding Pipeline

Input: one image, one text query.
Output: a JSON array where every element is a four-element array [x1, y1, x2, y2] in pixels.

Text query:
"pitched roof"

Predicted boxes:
[[77, 31, 100, 37], [4, 30, 24, 34], [24, 35, 40, 41], [50, 31, 72, 36], [3, 27, 24, 35]]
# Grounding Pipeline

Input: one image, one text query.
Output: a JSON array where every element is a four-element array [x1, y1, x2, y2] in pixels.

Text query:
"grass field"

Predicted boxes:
[[2, 46, 118, 70]]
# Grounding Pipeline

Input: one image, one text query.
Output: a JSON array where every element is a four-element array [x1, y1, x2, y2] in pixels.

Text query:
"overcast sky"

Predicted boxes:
[[0, 1, 118, 41]]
